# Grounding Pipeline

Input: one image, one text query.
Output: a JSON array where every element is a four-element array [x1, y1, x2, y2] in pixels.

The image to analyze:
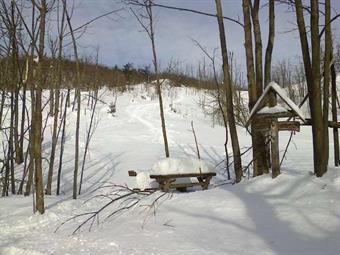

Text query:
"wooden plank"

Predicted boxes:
[[252, 120, 300, 132], [255, 111, 296, 119], [128, 170, 137, 177], [271, 119, 280, 178], [170, 183, 198, 188], [278, 121, 300, 132], [150, 172, 216, 179], [303, 118, 340, 128], [151, 173, 215, 191]]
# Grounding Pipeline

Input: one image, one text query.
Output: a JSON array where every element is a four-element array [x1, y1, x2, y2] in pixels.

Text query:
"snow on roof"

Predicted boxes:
[[257, 105, 288, 114], [246, 82, 305, 127]]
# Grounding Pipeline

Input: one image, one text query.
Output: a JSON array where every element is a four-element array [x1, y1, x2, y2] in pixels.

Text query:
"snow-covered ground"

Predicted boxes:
[[1, 82, 340, 255]]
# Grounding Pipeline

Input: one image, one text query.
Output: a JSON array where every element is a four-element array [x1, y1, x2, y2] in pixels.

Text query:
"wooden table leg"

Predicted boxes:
[[158, 178, 174, 192], [197, 176, 212, 190]]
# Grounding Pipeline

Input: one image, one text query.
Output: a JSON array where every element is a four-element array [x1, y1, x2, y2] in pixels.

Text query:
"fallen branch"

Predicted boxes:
[[55, 184, 172, 234]]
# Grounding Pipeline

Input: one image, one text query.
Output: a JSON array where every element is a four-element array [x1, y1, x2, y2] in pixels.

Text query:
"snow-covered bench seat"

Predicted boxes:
[[149, 172, 216, 192]]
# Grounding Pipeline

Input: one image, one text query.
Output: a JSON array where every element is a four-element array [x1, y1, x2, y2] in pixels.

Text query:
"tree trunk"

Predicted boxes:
[[9, 91, 15, 194], [79, 89, 98, 195], [24, 4, 36, 197], [57, 90, 70, 195], [242, 0, 268, 177], [0, 91, 5, 127], [331, 63, 339, 166], [49, 89, 54, 116], [10, 1, 23, 165], [251, 0, 263, 98], [14, 87, 22, 164], [63, 0, 82, 199], [310, 0, 326, 177], [294, 0, 327, 177], [147, 0, 170, 158], [264, 0, 275, 88], [73, 89, 81, 199], [215, 0, 242, 183], [264, 0, 276, 172], [271, 119, 280, 178], [46, 3, 65, 195], [34, 0, 47, 214], [322, 0, 331, 171], [19, 82, 27, 165], [25, 89, 35, 196]]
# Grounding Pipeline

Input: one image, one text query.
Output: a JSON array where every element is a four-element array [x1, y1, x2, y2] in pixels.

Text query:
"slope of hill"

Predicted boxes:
[[0, 82, 340, 255]]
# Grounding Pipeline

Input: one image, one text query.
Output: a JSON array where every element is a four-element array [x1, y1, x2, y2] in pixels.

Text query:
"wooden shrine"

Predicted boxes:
[[245, 82, 306, 178]]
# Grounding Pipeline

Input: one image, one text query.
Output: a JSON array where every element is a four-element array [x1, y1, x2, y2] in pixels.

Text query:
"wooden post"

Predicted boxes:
[[331, 63, 340, 166], [271, 119, 280, 178]]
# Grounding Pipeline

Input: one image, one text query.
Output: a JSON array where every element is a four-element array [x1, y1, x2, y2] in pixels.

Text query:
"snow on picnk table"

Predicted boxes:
[[132, 158, 216, 192]]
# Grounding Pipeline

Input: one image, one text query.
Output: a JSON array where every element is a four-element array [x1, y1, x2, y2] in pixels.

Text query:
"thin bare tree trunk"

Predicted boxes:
[[19, 83, 27, 165], [215, 0, 242, 183], [147, 1, 170, 158], [264, 0, 276, 174], [130, 0, 170, 158], [34, 0, 47, 214], [79, 89, 98, 195], [0, 91, 5, 127], [9, 90, 15, 194], [264, 0, 275, 88], [331, 63, 339, 166], [49, 89, 54, 116], [63, 0, 81, 199], [251, 0, 263, 98], [25, 89, 35, 196], [322, 0, 331, 171], [9, 1, 23, 165], [242, 0, 267, 177], [24, 4, 36, 197], [46, 0, 65, 195], [56, 89, 70, 195]]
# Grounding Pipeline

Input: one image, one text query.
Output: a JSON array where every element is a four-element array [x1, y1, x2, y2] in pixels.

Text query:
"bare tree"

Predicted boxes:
[[192, 42, 231, 180], [79, 51, 100, 195], [62, 0, 82, 199], [242, 0, 268, 177], [129, 0, 170, 158], [33, 0, 48, 214], [294, 0, 328, 177], [322, 0, 331, 171], [215, 0, 242, 183], [46, 0, 66, 195]]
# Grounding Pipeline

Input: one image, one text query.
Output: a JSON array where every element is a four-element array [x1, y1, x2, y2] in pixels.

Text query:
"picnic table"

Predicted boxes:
[[150, 172, 216, 192], [128, 170, 216, 192]]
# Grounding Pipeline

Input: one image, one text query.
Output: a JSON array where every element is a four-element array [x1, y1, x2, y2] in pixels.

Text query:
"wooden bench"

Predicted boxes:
[[149, 172, 216, 192]]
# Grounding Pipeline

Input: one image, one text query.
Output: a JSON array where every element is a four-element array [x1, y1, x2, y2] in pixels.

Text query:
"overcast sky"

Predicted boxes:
[[57, 0, 340, 72]]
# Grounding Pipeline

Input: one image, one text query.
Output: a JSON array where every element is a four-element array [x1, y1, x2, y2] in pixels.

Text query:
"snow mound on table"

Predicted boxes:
[[0, 247, 47, 255], [135, 158, 214, 190], [151, 158, 213, 175]]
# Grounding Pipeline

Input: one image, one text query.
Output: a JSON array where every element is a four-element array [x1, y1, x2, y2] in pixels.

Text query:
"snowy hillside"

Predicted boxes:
[[1, 82, 340, 255]]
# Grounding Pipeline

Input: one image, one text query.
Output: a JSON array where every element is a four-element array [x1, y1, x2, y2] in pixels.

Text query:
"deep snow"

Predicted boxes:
[[1, 81, 340, 255]]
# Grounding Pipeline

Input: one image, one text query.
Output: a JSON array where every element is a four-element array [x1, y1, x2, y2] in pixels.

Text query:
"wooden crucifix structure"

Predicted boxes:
[[245, 82, 306, 178]]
